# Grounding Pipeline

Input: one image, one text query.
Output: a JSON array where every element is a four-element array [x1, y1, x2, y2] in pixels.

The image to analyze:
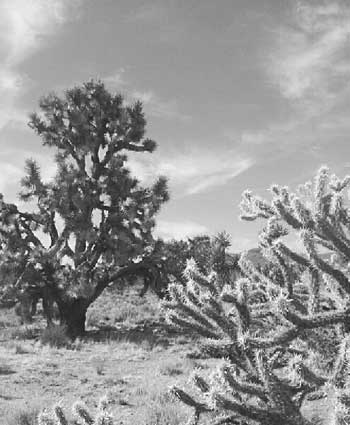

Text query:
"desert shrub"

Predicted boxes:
[[0, 307, 19, 328], [158, 360, 184, 376], [90, 355, 107, 375], [10, 341, 31, 354], [11, 325, 38, 340], [6, 407, 39, 425], [165, 166, 350, 425], [40, 325, 70, 349], [143, 401, 188, 425]]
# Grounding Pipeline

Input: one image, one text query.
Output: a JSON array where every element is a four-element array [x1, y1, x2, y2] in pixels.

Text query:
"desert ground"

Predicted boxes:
[[0, 285, 220, 425]]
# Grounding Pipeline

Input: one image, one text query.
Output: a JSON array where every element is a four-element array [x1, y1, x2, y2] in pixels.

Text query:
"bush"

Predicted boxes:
[[40, 325, 70, 348], [11, 325, 38, 340], [6, 407, 39, 425], [144, 402, 187, 425]]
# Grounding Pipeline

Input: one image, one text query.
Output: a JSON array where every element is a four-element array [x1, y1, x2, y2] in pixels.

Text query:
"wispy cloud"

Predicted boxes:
[[128, 147, 254, 196], [267, 1, 350, 115], [103, 75, 189, 120], [154, 220, 208, 240], [0, 0, 82, 129], [104, 68, 127, 89], [0, 0, 81, 66], [131, 90, 190, 120]]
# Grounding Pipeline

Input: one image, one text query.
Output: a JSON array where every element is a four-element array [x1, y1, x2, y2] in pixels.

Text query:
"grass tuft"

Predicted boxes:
[[5, 407, 39, 425], [40, 325, 71, 349]]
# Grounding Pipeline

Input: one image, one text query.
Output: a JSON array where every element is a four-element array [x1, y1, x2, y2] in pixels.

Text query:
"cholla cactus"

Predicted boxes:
[[165, 166, 350, 425], [37, 395, 113, 425]]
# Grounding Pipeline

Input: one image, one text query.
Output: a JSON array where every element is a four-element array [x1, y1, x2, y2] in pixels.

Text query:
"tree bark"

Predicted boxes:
[[58, 297, 90, 338]]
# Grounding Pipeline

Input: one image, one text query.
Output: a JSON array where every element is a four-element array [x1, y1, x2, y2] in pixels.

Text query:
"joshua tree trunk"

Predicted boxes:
[[58, 297, 90, 338]]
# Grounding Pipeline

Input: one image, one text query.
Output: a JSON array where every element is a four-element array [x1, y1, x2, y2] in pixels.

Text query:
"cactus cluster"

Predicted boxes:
[[164, 166, 350, 425], [37, 395, 113, 425]]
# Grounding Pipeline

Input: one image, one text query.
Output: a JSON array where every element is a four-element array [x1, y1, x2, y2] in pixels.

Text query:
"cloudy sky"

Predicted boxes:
[[0, 0, 349, 250]]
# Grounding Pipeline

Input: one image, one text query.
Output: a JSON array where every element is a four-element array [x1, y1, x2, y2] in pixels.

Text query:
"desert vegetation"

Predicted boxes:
[[1, 81, 350, 425]]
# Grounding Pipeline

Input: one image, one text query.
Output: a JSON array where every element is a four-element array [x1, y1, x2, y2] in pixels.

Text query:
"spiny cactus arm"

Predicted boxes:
[[296, 363, 327, 388], [327, 337, 350, 424], [314, 166, 329, 216], [308, 269, 320, 314], [165, 283, 222, 333], [72, 401, 94, 425], [202, 307, 237, 339], [239, 189, 275, 220], [166, 299, 220, 334], [95, 411, 114, 425], [275, 242, 311, 269], [221, 299, 250, 334], [313, 235, 337, 252], [330, 336, 350, 388], [276, 296, 350, 328], [181, 373, 277, 424], [271, 198, 303, 230], [329, 389, 350, 425], [290, 197, 314, 228], [302, 232, 350, 294], [220, 364, 268, 402], [38, 411, 56, 425], [53, 404, 69, 425], [286, 354, 328, 406], [315, 216, 350, 260], [210, 415, 242, 425], [38, 396, 114, 425], [192, 373, 211, 393], [247, 326, 299, 349], [199, 339, 253, 372], [238, 254, 274, 287], [171, 386, 212, 413], [165, 310, 220, 339], [254, 351, 313, 424], [37, 404, 69, 425], [200, 295, 238, 340], [300, 308, 350, 327], [184, 260, 219, 296], [210, 392, 282, 424]]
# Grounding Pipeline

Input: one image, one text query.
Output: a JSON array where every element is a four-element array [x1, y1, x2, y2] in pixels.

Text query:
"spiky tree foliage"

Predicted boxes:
[[0, 81, 168, 337], [152, 234, 240, 292], [165, 166, 350, 425]]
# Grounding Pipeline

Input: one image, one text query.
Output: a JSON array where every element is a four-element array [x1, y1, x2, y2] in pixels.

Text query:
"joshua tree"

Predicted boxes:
[[165, 166, 350, 425], [0, 81, 168, 337]]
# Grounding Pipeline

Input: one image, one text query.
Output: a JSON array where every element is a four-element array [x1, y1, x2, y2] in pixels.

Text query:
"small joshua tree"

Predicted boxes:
[[165, 166, 350, 425]]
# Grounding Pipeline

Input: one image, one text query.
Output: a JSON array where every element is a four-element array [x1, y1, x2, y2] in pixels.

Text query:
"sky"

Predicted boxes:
[[0, 0, 349, 251]]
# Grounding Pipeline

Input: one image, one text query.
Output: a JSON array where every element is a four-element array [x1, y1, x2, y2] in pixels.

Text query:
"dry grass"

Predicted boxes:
[[86, 285, 162, 329], [0, 285, 205, 424], [40, 325, 71, 349]]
